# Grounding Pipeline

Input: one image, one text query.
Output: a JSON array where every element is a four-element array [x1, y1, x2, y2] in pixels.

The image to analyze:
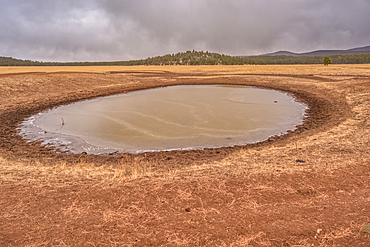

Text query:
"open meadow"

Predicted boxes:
[[1, 65, 370, 246]]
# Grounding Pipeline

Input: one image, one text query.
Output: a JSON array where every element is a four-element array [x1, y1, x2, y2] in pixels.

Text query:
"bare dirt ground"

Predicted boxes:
[[1, 65, 370, 246]]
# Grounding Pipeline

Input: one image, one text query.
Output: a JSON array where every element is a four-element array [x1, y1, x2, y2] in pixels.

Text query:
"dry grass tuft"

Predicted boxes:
[[363, 223, 370, 235]]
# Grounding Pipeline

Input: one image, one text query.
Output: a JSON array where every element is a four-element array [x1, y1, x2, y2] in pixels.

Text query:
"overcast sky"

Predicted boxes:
[[1, 0, 370, 62]]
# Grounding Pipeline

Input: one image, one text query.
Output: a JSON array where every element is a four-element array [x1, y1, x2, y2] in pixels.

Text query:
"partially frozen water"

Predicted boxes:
[[19, 85, 307, 154]]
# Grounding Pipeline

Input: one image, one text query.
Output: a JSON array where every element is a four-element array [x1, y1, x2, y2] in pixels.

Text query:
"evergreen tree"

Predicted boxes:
[[324, 57, 332, 66]]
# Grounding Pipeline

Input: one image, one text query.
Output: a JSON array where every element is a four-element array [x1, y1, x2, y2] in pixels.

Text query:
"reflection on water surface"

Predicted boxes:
[[19, 85, 307, 154]]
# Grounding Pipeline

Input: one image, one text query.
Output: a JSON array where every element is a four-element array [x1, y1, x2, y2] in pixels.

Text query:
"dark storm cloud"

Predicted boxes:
[[1, 0, 370, 61]]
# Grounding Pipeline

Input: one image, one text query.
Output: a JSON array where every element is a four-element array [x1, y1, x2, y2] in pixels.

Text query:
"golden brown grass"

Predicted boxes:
[[1, 64, 370, 75], [0, 156, 152, 184], [1, 65, 370, 246]]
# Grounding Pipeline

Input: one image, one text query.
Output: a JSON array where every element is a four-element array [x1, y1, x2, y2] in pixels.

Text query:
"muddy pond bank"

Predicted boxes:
[[0, 70, 350, 170]]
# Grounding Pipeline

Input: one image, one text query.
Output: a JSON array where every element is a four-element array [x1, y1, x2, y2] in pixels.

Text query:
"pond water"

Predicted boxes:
[[19, 85, 307, 154]]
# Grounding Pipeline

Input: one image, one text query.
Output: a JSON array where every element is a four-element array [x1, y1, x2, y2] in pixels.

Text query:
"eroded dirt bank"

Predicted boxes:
[[1, 65, 370, 246], [0, 70, 349, 169]]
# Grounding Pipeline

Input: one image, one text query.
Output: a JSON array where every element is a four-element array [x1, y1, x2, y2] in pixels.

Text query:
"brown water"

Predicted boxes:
[[19, 85, 307, 154]]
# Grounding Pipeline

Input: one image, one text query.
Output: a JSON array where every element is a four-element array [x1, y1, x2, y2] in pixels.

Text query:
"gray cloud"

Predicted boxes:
[[1, 0, 370, 61]]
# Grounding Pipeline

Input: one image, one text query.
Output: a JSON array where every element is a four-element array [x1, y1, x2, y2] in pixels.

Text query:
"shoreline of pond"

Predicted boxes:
[[0, 70, 350, 168], [19, 85, 308, 155]]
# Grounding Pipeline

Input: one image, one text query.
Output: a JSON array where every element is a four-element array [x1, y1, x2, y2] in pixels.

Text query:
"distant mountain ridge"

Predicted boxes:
[[2, 47, 370, 66], [259, 45, 370, 57]]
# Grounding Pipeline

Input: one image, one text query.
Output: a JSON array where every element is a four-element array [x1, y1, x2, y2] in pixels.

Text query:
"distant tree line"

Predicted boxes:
[[1, 50, 370, 66], [248, 53, 370, 65]]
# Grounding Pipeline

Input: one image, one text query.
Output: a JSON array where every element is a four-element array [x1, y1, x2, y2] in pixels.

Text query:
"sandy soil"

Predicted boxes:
[[1, 65, 370, 246]]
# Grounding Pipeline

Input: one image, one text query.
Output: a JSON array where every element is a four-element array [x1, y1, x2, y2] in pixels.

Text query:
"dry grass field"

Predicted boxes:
[[1, 65, 370, 246]]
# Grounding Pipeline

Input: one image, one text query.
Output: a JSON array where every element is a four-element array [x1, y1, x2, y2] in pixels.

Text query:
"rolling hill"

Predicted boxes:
[[2, 46, 370, 66], [260, 45, 370, 57]]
